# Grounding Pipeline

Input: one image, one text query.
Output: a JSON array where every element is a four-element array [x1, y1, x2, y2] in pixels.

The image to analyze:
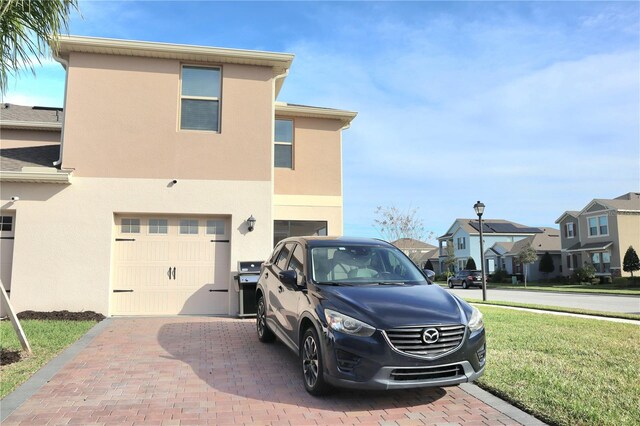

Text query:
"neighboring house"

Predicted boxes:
[[555, 192, 640, 278], [483, 242, 514, 273], [0, 36, 356, 317], [417, 248, 442, 273], [391, 238, 437, 267], [437, 219, 543, 273], [497, 228, 562, 281]]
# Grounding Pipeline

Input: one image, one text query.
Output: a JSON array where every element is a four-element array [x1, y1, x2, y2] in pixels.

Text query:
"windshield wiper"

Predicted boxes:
[[316, 281, 347, 286], [373, 281, 407, 286]]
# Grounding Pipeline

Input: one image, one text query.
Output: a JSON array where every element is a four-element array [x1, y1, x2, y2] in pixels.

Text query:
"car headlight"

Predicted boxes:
[[468, 306, 484, 332], [324, 309, 376, 337]]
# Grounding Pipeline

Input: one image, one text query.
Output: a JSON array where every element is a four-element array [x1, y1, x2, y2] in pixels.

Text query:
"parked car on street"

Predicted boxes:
[[256, 237, 486, 395], [448, 270, 485, 289]]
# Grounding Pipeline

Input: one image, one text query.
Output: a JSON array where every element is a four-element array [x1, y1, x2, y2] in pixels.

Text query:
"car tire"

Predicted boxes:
[[448, 280, 453, 288], [301, 327, 331, 396], [462, 281, 468, 289], [256, 295, 275, 343]]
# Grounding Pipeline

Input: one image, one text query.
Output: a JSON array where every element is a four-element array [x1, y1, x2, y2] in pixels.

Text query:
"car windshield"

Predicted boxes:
[[310, 245, 426, 285]]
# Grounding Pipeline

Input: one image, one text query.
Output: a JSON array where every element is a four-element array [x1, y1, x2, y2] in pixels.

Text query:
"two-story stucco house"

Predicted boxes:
[[555, 192, 640, 277], [0, 36, 356, 317], [437, 219, 543, 273]]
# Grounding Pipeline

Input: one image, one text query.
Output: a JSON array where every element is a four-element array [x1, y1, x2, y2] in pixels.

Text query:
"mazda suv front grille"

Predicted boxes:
[[383, 324, 466, 359]]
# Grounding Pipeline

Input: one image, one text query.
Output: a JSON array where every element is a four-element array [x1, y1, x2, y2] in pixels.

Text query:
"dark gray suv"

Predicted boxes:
[[256, 237, 486, 395]]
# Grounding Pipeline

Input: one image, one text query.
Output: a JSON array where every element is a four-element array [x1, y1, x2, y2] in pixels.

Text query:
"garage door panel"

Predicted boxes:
[[111, 215, 230, 316]]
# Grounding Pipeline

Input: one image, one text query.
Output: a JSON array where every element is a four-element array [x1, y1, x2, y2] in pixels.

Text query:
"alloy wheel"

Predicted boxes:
[[302, 335, 319, 388], [257, 299, 266, 337]]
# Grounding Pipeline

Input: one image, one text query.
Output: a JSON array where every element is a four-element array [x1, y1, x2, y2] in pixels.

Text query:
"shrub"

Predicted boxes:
[[465, 257, 477, 270], [572, 264, 596, 284], [623, 246, 640, 278], [491, 268, 509, 283]]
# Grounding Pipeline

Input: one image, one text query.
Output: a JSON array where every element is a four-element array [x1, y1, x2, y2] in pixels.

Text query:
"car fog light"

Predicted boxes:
[[477, 344, 486, 364]]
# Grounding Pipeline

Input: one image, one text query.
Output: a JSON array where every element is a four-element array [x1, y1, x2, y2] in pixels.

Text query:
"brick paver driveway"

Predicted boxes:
[[4, 317, 523, 425]]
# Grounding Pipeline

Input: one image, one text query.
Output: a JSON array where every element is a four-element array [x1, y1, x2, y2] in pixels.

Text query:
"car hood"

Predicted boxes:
[[317, 284, 466, 330]]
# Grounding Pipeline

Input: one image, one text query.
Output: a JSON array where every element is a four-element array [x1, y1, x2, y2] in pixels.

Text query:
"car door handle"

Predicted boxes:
[[172, 267, 176, 280], [278, 286, 284, 293], [167, 267, 172, 280], [265, 272, 269, 278]]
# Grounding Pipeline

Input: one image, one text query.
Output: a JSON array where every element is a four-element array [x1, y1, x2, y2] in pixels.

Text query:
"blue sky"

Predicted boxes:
[[3, 1, 639, 241]]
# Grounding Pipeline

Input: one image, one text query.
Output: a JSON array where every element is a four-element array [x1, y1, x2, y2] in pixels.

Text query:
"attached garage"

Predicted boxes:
[[111, 214, 231, 315]]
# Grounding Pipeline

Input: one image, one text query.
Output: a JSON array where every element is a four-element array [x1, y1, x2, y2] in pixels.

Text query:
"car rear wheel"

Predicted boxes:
[[301, 327, 331, 396], [448, 280, 453, 288], [462, 281, 468, 289], [256, 295, 275, 343]]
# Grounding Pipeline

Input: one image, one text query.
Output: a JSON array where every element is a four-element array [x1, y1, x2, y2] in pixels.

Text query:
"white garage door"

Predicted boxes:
[[111, 215, 231, 315], [0, 213, 15, 316]]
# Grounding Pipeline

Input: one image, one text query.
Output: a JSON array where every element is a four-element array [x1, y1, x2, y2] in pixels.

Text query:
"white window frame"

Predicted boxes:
[[179, 219, 199, 235], [274, 118, 294, 169], [206, 219, 225, 235], [121, 218, 140, 234], [148, 219, 168, 235], [179, 65, 222, 133], [0, 215, 14, 234], [587, 214, 609, 238], [565, 222, 575, 239]]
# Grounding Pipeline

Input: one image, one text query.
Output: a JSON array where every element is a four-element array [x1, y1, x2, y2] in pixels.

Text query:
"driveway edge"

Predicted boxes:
[[0, 318, 112, 422], [460, 383, 547, 425]]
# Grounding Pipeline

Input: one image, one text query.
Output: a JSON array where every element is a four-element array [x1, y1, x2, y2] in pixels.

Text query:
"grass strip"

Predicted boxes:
[[476, 306, 640, 426], [464, 298, 640, 321], [0, 319, 98, 399], [435, 282, 640, 296]]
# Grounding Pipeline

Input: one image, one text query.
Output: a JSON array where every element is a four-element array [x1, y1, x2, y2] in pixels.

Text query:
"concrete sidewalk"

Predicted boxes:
[[2, 317, 545, 425]]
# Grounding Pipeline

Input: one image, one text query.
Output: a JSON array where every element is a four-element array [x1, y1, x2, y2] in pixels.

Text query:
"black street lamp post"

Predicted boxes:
[[474, 201, 487, 301]]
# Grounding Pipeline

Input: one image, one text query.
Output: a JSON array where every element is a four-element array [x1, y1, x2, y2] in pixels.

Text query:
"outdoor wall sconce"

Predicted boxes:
[[247, 215, 256, 232]]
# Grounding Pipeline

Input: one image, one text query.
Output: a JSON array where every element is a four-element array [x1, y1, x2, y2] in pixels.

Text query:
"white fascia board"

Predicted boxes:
[[0, 120, 62, 131], [0, 168, 72, 184], [275, 103, 357, 127]]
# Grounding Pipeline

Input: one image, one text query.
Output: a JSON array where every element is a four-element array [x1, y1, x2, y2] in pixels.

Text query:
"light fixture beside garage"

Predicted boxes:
[[247, 215, 256, 232]]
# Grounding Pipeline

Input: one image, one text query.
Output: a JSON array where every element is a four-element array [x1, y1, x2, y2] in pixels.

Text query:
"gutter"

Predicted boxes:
[[51, 54, 69, 167], [0, 167, 72, 184]]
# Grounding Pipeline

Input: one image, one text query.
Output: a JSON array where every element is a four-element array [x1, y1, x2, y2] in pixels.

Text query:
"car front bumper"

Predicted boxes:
[[321, 326, 486, 390]]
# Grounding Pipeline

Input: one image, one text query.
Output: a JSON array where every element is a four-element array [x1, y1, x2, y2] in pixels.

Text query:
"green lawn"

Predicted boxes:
[[0, 319, 98, 399], [465, 299, 640, 321], [435, 281, 640, 296], [477, 306, 640, 426]]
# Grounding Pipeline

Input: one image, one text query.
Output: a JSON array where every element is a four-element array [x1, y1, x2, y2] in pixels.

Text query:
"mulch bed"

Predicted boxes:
[[0, 349, 22, 366], [16, 310, 105, 321]]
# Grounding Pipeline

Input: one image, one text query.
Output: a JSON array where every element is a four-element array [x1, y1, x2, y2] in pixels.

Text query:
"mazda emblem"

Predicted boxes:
[[422, 328, 440, 344]]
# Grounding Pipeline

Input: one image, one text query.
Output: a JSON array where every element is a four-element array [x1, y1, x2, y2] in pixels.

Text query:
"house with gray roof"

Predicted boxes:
[[496, 228, 561, 281], [437, 218, 543, 273], [556, 192, 640, 278]]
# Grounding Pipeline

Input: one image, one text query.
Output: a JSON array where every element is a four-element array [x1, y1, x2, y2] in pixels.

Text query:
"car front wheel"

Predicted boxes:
[[462, 281, 468, 289], [448, 280, 453, 288], [256, 295, 275, 343], [301, 327, 331, 396]]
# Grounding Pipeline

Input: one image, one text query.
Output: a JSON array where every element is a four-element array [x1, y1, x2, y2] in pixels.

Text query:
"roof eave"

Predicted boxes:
[[275, 103, 357, 127], [54, 35, 294, 73], [0, 120, 62, 131]]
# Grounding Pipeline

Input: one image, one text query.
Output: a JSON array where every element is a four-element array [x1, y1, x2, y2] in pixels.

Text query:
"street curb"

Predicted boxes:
[[460, 383, 547, 425], [0, 318, 112, 422]]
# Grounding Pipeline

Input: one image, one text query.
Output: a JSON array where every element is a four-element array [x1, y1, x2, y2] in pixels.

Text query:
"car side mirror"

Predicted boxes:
[[423, 269, 436, 283], [279, 270, 298, 287]]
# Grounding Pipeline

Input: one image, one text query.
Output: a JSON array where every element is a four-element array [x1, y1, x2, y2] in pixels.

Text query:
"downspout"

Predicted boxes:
[[52, 53, 69, 167]]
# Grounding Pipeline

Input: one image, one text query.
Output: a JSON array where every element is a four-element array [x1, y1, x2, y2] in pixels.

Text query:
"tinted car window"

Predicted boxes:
[[276, 243, 294, 270], [288, 244, 305, 285], [269, 242, 284, 264]]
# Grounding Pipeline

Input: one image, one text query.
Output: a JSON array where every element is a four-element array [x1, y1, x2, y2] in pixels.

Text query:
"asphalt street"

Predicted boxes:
[[448, 287, 640, 314]]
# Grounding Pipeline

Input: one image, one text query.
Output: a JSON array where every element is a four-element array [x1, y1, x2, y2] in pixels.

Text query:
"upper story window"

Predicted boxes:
[[565, 222, 575, 238], [0, 216, 13, 232], [180, 66, 221, 132], [588, 215, 609, 237], [274, 119, 293, 168], [457, 237, 466, 250]]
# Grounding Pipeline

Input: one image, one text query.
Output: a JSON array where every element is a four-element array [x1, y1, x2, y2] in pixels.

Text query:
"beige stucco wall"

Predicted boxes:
[[1, 128, 60, 149], [273, 194, 343, 235], [617, 213, 640, 276], [1, 177, 273, 316], [274, 116, 343, 196], [62, 52, 274, 181]]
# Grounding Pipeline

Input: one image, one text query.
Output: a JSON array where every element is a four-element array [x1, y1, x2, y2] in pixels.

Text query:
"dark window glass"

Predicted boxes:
[[276, 243, 294, 270], [181, 99, 219, 131], [274, 144, 292, 168]]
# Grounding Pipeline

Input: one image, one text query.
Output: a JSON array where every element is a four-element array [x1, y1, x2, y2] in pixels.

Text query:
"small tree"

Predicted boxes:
[[444, 244, 456, 276], [425, 259, 435, 271], [517, 243, 538, 288], [374, 206, 434, 264], [465, 257, 477, 270], [538, 251, 555, 278], [623, 246, 640, 279]]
